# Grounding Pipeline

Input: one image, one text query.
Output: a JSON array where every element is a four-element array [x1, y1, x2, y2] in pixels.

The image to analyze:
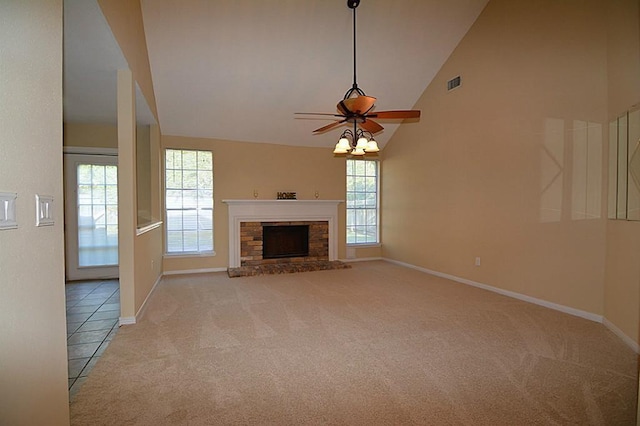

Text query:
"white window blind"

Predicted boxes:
[[165, 149, 214, 254], [346, 159, 379, 244]]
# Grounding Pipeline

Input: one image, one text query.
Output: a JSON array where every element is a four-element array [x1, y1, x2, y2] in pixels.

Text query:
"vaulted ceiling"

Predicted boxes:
[[64, 0, 488, 149]]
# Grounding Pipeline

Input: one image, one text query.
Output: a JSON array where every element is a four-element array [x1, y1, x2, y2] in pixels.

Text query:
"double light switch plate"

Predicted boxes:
[[0, 193, 56, 229]]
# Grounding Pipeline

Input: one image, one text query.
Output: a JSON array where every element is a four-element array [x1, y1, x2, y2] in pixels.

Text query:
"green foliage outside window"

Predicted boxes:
[[346, 159, 379, 244]]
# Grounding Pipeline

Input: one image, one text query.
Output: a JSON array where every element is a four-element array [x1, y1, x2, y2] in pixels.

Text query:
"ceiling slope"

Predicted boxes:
[[64, 0, 488, 148], [140, 0, 488, 148]]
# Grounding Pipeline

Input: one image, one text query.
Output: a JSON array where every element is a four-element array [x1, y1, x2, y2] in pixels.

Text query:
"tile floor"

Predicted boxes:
[[66, 279, 120, 400]]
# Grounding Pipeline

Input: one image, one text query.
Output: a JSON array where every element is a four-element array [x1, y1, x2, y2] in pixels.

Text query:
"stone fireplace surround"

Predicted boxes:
[[222, 200, 343, 269], [240, 221, 328, 265]]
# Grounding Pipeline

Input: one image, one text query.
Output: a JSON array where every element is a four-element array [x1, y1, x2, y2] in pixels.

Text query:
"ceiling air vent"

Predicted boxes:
[[447, 76, 461, 91]]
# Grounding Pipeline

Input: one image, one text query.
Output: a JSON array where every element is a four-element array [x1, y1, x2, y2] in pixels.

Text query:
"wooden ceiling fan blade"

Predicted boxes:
[[313, 120, 346, 133], [295, 112, 344, 117], [369, 110, 421, 119], [342, 95, 376, 114], [360, 119, 384, 134]]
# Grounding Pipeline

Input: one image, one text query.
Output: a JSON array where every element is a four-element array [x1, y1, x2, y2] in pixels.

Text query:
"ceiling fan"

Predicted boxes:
[[296, 0, 420, 137]]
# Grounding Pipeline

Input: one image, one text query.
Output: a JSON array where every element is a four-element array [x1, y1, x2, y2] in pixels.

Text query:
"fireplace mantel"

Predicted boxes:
[[222, 199, 343, 268]]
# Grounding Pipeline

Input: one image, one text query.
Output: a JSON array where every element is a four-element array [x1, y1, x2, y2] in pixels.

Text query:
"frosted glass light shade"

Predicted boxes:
[[355, 137, 368, 149], [333, 144, 349, 154], [352, 147, 366, 156], [364, 140, 379, 152], [333, 138, 351, 154], [337, 137, 351, 150]]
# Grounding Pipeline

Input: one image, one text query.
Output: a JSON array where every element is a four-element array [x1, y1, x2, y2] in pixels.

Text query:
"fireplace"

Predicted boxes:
[[239, 221, 328, 266], [263, 225, 309, 259], [222, 199, 342, 268]]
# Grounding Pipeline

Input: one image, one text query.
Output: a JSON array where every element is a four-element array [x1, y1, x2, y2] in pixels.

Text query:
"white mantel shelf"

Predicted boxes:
[[222, 199, 344, 268]]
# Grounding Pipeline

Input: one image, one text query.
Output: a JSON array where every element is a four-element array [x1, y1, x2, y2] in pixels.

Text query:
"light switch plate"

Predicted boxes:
[[36, 194, 54, 227], [0, 192, 18, 230]]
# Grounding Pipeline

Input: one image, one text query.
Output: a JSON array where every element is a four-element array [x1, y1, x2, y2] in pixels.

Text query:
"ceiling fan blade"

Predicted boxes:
[[360, 119, 384, 134], [313, 120, 347, 133], [295, 112, 345, 117], [368, 110, 421, 119], [342, 96, 376, 114]]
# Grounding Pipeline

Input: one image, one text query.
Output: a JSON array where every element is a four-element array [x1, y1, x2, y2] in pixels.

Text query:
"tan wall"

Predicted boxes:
[[605, 221, 640, 343], [98, 0, 158, 122], [382, 0, 609, 315], [604, 0, 640, 347], [133, 124, 163, 314], [117, 69, 137, 319], [347, 245, 383, 260], [97, 1, 163, 319], [63, 122, 118, 148], [0, 1, 69, 425], [162, 135, 350, 272], [134, 226, 163, 310], [116, 70, 164, 320]]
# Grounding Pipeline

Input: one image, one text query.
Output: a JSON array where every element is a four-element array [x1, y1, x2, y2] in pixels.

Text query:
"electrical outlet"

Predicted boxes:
[[475, 257, 481, 266]]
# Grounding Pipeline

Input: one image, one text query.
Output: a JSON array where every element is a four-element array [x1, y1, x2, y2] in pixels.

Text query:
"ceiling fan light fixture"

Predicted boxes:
[[337, 137, 351, 150], [356, 136, 368, 150], [333, 146, 350, 154], [335, 128, 378, 156], [294, 0, 420, 156], [364, 139, 380, 153], [333, 138, 351, 154]]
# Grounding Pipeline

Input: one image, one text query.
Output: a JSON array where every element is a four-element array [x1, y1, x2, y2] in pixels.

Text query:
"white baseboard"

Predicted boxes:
[[118, 273, 163, 326], [135, 274, 163, 322], [119, 316, 136, 326], [603, 317, 640, 354], [384, 258, 603, 323], [162, 267, 227, 275], [384, 258, 640, 353], [341, 257, 383, 263]]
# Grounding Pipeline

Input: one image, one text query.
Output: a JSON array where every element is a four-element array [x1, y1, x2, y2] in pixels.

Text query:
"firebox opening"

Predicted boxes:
[[263, 225, 309, 259]]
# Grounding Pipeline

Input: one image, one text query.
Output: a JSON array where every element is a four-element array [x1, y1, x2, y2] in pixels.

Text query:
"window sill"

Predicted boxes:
[[346, 243, 381, 248], [136, 221, 163, 236], [164, 251, 216, 258]]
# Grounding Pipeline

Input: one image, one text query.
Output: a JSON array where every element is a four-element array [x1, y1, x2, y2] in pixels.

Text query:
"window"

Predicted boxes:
[[76, 162, 118, 266], [346, 159, 379, 244], [165, 149, 213, 254]]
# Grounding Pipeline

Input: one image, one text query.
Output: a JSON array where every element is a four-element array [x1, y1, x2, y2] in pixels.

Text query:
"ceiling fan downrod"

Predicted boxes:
[[344, 0, 365, 100], [294, 0, 420, 137]]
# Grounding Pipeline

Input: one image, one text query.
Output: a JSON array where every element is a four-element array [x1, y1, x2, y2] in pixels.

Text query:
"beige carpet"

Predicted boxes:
[[70, 261, 638, 425]]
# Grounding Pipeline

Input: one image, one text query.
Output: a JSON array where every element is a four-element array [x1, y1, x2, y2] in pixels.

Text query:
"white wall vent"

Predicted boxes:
[[447, 76, 461, 91]]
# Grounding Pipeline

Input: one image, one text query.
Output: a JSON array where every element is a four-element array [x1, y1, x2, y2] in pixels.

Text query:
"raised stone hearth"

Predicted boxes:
[[227, 260, 351, 278]]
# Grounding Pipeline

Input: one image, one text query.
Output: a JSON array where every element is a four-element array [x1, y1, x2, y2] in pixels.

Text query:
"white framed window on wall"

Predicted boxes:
[[346, 158, 379, 245], [165, 149, 214, 254]]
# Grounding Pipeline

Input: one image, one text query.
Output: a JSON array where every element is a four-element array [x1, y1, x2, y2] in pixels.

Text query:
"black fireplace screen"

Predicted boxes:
[[262, 225, 309, 259]]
